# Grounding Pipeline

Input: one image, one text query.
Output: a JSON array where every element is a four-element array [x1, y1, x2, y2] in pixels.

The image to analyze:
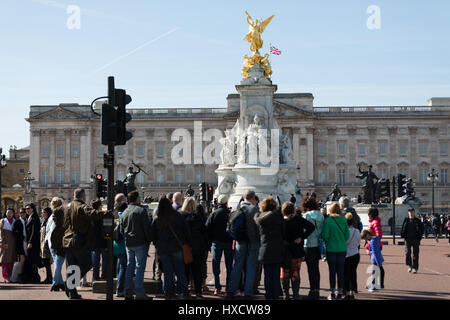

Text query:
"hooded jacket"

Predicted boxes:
[[254, 210, 284, 265], [322, 213, 350, 253], [365, 216, 383, 251]]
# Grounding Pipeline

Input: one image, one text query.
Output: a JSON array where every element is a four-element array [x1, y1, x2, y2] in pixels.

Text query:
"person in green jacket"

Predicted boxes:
[[322, 203, 350, 300], [113, 201, 128, 297]]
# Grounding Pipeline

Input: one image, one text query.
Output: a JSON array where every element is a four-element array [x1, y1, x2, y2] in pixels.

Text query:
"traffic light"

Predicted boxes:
[[199, 182, 207, 201], [94, 173, 107, 198], [115, 88, 133, 145], [101, 104, 118, 145], [207, 184, 214, 203], [397, 174, 407, 197], [378, 179, 391, 203]]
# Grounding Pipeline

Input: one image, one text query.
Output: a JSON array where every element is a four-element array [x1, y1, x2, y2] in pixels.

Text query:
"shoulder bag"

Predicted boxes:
[[168, 223, 193, 264]]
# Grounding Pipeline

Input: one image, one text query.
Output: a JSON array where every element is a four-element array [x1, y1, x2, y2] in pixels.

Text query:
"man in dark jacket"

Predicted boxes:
[[120, 190, 152, 300], [205, 194, 233, 295], [339, 197, 362, 231], [228, 190, 261, 298], [24, 203, 42, 284], [400, 208, 424, 274], [62, 188, 104, 299]]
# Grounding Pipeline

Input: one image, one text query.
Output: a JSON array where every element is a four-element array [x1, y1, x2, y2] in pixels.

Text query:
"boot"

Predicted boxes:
[[291, 278, 300, 300], [281, 277, 291, 300]]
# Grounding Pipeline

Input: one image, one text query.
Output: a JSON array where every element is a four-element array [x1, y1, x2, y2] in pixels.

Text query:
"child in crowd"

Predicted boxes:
[[361, 229, 384, 292]]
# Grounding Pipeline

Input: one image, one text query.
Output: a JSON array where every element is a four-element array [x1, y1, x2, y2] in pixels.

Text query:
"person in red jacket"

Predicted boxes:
[[364, 208, 383, 252]]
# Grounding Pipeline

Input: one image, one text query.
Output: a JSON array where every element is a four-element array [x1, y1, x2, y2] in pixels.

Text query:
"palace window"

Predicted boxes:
[[156, 169, 165, 183], [358, 143, 366, 156], [42, 144, 49, 158], [378, 142, 387, 156], [57, 144, 64, 158], [156, 143, 164, 157], [440, 142, 448, 156], [399, 142, 407, 155], [318, 169, 326, 184], [441, 169, 448, 184], [72, 171, 79, 184], [419, 142, 428, 155], [41, 169, 49, 185], [195, 169, 203, 183], [137, 143, 145, 157], [318, 143, 326, 156], [337, 142, 346, 156], [56, 169, 64, 184], [338, 169, 346, 185], [176, 169, 184, 183], [72, 144, 79, 157]]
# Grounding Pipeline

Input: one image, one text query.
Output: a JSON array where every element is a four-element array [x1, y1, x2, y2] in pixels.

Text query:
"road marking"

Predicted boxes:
[[423, 267, 450, 278]]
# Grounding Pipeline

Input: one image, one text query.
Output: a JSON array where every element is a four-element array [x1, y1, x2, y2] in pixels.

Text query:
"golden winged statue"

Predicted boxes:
[[244, 11, 274, 53]]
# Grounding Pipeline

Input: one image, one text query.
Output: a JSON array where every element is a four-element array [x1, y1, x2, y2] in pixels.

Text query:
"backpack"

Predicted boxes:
[[113, 219, 123, 242], [226, 207, 248, 241]]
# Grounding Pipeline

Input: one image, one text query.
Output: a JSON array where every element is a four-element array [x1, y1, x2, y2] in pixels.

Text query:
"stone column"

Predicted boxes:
[[429, 127, 439, 168], [408, 126, 418, 180], [30, 129, 41, 186], [80, 129, 89, 184], [49, 129, 56, 183], [64, 129, 71, 183], [347, 126, 357, 185], [306, 127, 315, 184], [388, 127, 397, 179], [367, 126, 377, 166], [327, 127, 336, 183]]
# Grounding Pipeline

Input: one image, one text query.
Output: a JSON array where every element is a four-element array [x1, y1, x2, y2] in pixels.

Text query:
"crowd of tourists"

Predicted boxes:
[[0, 188, 446, 300]]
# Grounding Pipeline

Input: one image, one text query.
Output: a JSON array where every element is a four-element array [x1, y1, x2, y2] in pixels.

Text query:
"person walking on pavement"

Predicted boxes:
[[39, 207, 53, 284], [113, 201, 128, 297], [431, 214, 441, 243], [400, 207, 424, 274], [62, 188, 105, 299], [228, 190, 261, 298], [344, 213, 361, 300], [12, 208, 27, 284], [120, 190, 153, 300], [48, 197, 66, 292], [24, 203, 41, 284], [0, 208, 17, 283], [205, 194, 233, 296]]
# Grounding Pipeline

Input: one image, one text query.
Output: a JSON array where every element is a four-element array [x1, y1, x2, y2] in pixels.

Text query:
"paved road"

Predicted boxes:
[[0, 238, 449, 300]]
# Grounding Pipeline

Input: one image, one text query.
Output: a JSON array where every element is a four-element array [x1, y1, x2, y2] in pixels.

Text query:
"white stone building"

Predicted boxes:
[[26, 95, 450, 214]]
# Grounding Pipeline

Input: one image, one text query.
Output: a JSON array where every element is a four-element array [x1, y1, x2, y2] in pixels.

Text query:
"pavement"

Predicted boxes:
[[0, 238, 449, 300]]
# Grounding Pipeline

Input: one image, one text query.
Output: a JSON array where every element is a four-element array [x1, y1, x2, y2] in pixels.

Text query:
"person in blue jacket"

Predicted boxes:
[[361, 229, 384, 292]]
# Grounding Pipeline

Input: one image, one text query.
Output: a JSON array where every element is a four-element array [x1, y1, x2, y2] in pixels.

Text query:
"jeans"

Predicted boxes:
[[65, 248, 92, 297], [159, 250, 188, 294], [263, 263, 281, 300], [92, 248, 107, 280], [319, 239, 326, 258], [124, 244, 149, 296], [49, 248, 65, 285], [326, 252, 346, 293], [405, 239, 420, 270], [304, 246, 321, 292], [344, 254, 360, 292], [228, 241, 260, 295], [211, 241, 233, 291], [185, 251, 207, 294], [115, 253, 127, 294]]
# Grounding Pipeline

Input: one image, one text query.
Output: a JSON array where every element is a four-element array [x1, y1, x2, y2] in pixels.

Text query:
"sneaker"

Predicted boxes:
[[327, 293, 336, 300], [213, 289, 222, 296], [233, 290, 244, 297], [408, 266, 412, 273], [207, 279, 215, 285], [368, 288, 377, 292], [412, 268, 418, 274], [336, 293, 345, 300]]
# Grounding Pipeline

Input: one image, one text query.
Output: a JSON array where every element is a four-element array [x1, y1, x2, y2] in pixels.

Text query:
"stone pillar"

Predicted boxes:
[[306, 127, 315, 184], [49, 129, 56, 183], [408, 126, 418, 180], [367, 126, 377, 166], [80, 129, 89, 184], [388, 127, 397, 179], [429, 127, 439, 168], [30, 129, 41, 186], [347, 126, 357, 185], [64, 129, 71, 183], [327, 127, 336, 183]]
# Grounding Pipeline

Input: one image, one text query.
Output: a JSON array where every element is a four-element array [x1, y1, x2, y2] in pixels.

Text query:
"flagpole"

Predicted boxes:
[[269, 42, 272, 66]]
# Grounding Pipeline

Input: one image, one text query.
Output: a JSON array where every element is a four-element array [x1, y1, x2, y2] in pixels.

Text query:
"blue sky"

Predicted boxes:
[[1, 0, 450, 153]]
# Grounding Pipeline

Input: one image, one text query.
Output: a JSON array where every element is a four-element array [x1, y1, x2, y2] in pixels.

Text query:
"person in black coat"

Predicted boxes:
[[254, 196, 284, 300], [24, 203, 42, 283], [180, 197, 208, 297], [12, 208, 27, 283], [280, 202, 314, 300], [400, 208, 424, 273]]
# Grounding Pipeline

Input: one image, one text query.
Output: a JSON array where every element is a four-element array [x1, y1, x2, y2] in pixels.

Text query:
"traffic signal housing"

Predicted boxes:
[[94, 174, 107, 198], [378, 179, 391, 203], [101, 104, 118, 145], [115, 88, 133, 145], [397, 174, 407, 197], [207, 184, 214, 203], [199, 182, 207, 202]]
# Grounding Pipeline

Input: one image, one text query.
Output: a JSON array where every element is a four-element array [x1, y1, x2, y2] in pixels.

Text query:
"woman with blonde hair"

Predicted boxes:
[[254, 196, 284, 300], [322, 203, 349, 300], [47, 197, 66, 291], [181, 197, 208, 298]]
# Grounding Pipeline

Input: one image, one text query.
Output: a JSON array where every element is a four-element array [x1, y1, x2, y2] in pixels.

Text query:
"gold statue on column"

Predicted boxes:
[[244, 11, 274, 53], [242, 11, 274, 79]]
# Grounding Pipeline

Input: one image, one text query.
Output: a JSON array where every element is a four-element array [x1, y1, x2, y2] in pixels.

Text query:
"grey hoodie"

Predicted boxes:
[[240, 201, 260, 244]]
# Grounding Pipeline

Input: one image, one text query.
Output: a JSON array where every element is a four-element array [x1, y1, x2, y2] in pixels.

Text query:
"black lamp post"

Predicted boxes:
[[0, 148, 7, 214], [427, 168, 439, 216]]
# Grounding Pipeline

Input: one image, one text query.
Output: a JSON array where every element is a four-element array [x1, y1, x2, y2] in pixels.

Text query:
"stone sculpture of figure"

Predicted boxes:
[[328, 184, 342, 202], [278, 174, 295, 195], [237, 129, 247, 164], [280, 132, 294, 164], [218, 175, 235, 195], [356, 164, 379, 204], [185, 184, 194, 197], [220, 129, 236, 165], [404, 178, 415, 200], [123, 165, 141, 193]]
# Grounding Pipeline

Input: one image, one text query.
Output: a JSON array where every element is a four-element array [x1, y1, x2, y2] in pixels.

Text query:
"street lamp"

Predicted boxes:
[[0, 148, 7, 214], [427, 168, 439, 216]]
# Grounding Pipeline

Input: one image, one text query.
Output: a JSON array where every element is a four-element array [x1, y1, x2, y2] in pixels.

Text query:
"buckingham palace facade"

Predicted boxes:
[[26, 94, 450, 214]]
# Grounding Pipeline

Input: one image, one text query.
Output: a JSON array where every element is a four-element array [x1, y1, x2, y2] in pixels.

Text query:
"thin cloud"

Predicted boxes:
[[89, 27, 180, 75]]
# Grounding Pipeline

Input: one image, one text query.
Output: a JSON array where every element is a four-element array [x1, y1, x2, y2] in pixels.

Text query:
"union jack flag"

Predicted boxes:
[[270, 45, 281, 55]]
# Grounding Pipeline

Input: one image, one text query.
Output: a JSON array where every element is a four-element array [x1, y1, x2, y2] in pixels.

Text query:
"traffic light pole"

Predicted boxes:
[[392, 176, 396, 245]]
